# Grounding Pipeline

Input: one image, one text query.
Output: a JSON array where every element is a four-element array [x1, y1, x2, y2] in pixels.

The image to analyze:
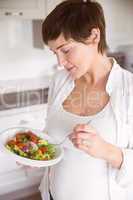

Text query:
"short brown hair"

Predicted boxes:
[[42, 0, 107, 54]]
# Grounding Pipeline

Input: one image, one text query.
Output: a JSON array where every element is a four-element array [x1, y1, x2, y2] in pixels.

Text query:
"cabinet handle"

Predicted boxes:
[[5, 12, 23, 16], [5, 12, 12, 16], [19, 120, 29, 125]]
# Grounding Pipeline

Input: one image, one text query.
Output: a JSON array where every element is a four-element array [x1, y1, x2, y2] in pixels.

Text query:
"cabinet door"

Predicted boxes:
[[0, 104, 47, 173], [46, 0, 63, 16], [0, 0, 46, 19], [0, 104, 47, 196], [0, 104, 47, 130]]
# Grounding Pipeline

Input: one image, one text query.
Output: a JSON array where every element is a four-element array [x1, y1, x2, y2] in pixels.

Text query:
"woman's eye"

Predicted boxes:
[[62, 49, 70, 54]]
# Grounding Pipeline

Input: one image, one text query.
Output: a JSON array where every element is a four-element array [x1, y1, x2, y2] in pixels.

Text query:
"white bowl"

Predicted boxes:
[[0, 127, 64, 167]]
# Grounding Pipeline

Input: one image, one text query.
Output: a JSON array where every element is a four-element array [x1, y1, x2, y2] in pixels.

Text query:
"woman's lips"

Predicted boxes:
[[68, 66, 77, 73], [67, 67, 74, 71]]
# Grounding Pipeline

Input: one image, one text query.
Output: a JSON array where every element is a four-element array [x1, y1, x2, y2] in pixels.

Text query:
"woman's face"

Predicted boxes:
[[48, 33, 99, 80]]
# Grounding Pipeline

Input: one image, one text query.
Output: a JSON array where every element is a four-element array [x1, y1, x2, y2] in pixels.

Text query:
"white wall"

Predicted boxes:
[[0, 19, 57, 80], [0, 1, 133, 80], [0, 19, 33, 49], [98, 0, 133, 51]]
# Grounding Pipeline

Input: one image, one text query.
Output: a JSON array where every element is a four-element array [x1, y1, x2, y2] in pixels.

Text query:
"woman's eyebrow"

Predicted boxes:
[[55, 43, 69, 50], [50, 42, 69, 53], [50, 42, 70, 53], [56, 43, 69, 50]]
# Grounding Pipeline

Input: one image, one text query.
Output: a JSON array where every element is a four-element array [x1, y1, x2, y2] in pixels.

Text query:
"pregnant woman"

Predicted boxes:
[[39, 0, 133, 200]]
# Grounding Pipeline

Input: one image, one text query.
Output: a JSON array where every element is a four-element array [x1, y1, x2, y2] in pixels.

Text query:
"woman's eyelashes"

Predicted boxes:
[[61, 48, 70, 54]]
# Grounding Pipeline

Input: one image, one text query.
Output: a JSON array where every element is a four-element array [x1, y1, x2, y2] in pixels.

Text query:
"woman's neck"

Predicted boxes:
[[76, 55, 113, 88]]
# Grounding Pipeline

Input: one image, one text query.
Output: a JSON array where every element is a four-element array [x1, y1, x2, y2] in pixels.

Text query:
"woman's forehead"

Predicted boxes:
[[48, 34, 73, 51]]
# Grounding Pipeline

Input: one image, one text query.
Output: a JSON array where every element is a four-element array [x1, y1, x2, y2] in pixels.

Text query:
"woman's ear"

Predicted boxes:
[[87, 28, 100, 44]]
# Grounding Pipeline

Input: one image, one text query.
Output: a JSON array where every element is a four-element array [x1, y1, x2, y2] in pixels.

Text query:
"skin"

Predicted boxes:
[[48, 28, 123, 169]]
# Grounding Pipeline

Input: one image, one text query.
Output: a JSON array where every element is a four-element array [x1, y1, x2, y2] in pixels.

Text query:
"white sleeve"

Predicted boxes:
[[115, 148, 133, 187], [115, 73, 133, 188], [38, 77, 56, 199], [115, 123, 133, 187], [39, 167, 50, 200], [42, 76, 56, 133]]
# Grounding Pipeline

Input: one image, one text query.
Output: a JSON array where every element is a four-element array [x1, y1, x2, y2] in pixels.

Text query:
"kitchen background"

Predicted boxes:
[[0, 0, 133, 200]]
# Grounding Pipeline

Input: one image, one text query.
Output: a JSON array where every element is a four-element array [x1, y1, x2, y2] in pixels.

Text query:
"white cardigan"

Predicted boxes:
[[39, 59, 133, 200]]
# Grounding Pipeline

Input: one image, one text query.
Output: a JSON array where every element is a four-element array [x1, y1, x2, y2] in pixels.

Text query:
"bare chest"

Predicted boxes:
[[62, 87, 110, 116]]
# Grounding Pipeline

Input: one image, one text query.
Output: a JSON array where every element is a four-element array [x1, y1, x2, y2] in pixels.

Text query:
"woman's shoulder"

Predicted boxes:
[[122, 68, 133, 83], [121, 68, 133, 96], [122, 67, 133, 77]]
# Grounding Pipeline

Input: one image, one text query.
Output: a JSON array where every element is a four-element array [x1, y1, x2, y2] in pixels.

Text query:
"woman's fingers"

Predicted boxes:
[[73, 123, 95, 133], [69, 131, 96, 140], [71, 135, 92, 145], [75, 144, 89, 152], [71, 138, 83, 145], [69, 124, 100, 155], [16, 161, 34, 169]]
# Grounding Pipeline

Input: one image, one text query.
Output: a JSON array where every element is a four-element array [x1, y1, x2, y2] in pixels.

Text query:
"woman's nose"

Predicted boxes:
[[57, 54, 67, 67]]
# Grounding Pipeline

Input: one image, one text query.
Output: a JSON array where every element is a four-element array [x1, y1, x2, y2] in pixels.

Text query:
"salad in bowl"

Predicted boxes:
[[6, 131, 56, 161], [0, 127, 64, 167]]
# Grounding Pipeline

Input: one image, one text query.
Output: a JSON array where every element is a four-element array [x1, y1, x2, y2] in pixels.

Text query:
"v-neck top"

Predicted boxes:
[[39, 59, 133, 200], [47, 93, 117, 200], [40, 60, 131, 200]]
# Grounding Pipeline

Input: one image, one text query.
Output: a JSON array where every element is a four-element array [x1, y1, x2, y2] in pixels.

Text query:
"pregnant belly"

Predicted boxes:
[[49, 150, 109, 200]]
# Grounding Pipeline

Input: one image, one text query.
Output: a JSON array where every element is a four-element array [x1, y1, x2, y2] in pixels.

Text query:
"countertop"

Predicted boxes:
[[0, 75, 53, 94], [0, 103, 47, 117]]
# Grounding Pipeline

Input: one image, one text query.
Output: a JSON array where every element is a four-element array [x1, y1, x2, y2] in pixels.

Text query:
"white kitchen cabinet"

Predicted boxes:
[[0, 104, 47, 197], [0, 0, 46, 19], [0, 0, 63, 19]]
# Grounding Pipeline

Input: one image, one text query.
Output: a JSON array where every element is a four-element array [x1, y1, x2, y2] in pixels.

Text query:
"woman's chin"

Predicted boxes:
[[69, 72, 81, 80], [68, 67, 80, 79]]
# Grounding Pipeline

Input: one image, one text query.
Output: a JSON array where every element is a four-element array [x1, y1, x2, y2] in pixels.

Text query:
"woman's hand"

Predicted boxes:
[[69, 124, 123, 169], [16, 162, 38, 169]]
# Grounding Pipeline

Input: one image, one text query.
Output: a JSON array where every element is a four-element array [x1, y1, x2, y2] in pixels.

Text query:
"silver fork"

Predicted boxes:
[[51, 135, 69, 146], [51, 120, 92, 146]]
